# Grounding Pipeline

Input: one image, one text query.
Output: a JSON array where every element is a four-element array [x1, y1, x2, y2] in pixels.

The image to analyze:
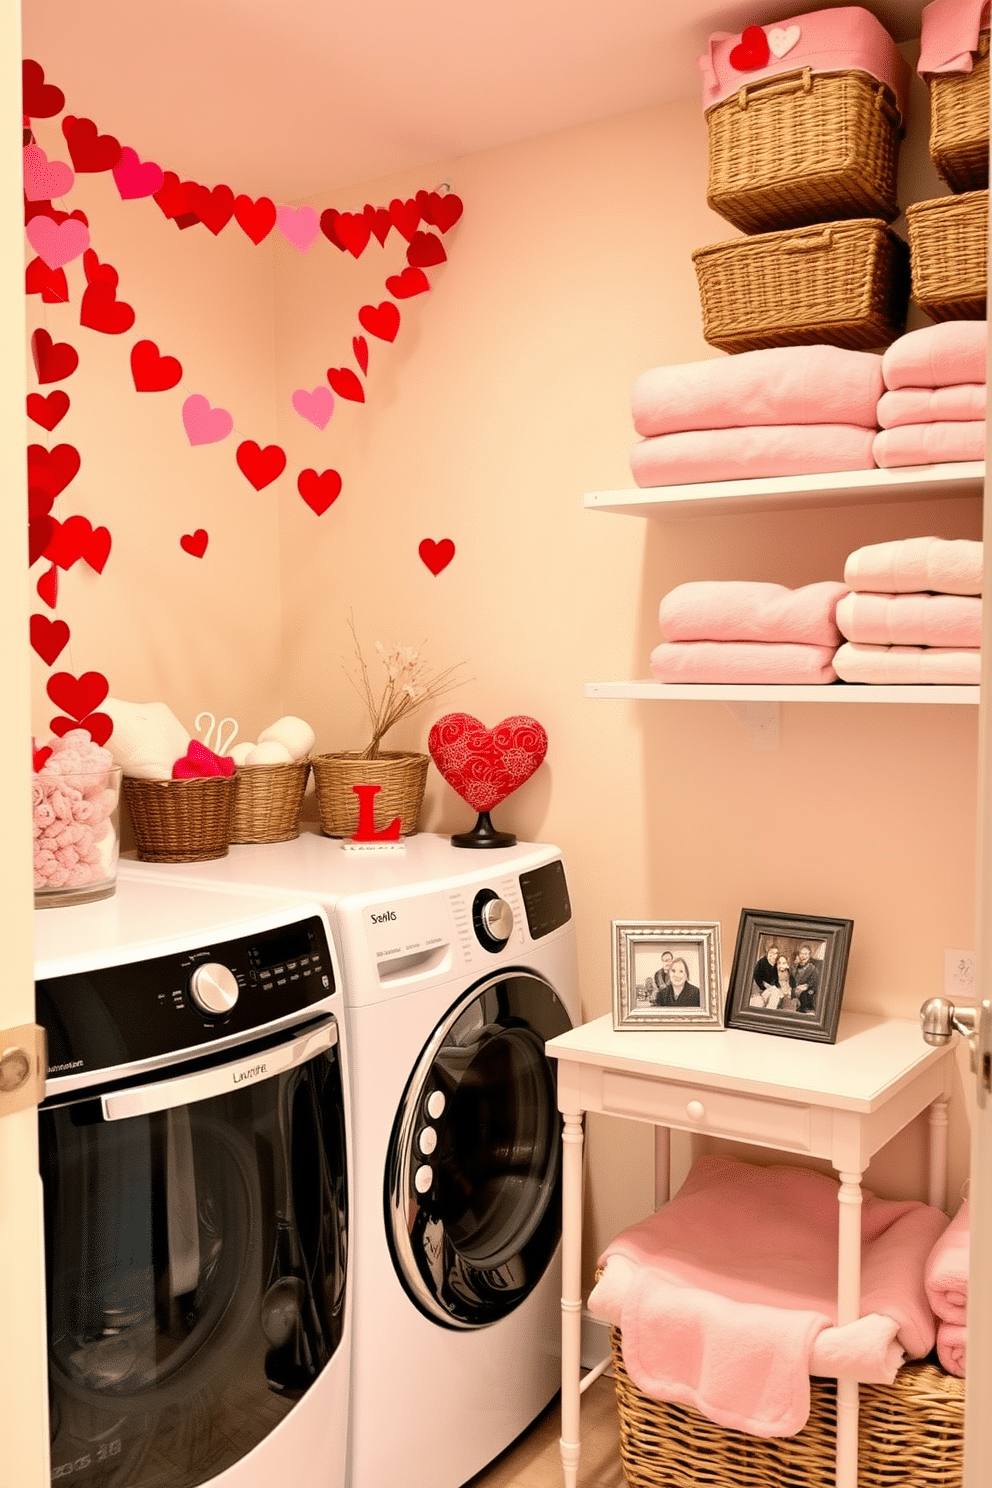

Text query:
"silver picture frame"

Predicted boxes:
[[611, 920, 723, 1032]]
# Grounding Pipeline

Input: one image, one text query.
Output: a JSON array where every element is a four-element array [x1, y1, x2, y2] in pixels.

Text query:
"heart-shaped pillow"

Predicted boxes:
[[428, 713, 548, 813]]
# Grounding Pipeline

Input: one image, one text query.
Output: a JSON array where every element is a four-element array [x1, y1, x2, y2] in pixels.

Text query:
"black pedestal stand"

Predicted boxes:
[[450, 810, 516, 849]]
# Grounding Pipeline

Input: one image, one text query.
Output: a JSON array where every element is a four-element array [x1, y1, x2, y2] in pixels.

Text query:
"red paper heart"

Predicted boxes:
[[326, 367, 365, 403], [236, 440, 287, 490], [31, 328, 78, 383], [407, 231, 446, 269], [428, 713, 548, 813], [29, 486, 54, 520], [234, 193, 276, 244], [729, 25, 771, 71], [62, 115, 122, 172], [366, 205, 392, 245], [47, 668, 109, 720], [359, 300, 400, 341], [190, 183, 235, 235], [423, 191, 463, 232], [29, 515, 56, 567], [180, 529, 209, 557], [298, 468, 342, 515], [353, 335, 369, 374], [319, 208, 345, 250], [153, 171, 195, 221], [386, 265, 430, 299], [82, 247, 117, 287], [45, 515, 112, 574], [389, 197, 421, 242], [50, 711, 113, 746], [28, 442, 80, 498], [418, 537, 455, 575], [27, 391, 69, 429], [130, 338, 182, 391], [334, 211, 371, 257], [37, 565, 58, 608], [23, 60, 65, 120], [30, 613, 70, 665], [24, 197, 88, 228], [25, 256, 68, 303], [80, 280, 135, 334], [33, 743, 54, 772]]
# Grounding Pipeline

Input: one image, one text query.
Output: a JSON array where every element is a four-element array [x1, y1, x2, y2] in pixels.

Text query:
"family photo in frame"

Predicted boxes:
[[612, 920, 723, 1032], [725, 908, 853, 1045]]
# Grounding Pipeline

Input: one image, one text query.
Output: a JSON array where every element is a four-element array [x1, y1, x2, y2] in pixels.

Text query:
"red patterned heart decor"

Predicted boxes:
[[428, 713, 548, 814]]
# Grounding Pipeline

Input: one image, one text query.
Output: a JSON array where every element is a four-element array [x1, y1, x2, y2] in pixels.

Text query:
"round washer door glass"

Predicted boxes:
[[386, 971, 572, 1328]]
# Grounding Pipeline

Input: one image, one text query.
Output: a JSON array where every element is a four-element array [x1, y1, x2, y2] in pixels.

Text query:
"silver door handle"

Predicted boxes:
[[101, 1017, 337, 1121], [920, 996, 992, 1108]]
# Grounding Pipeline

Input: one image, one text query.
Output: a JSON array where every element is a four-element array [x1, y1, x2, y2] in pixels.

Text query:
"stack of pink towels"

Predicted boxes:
[[834, 537, 982, 684], [630, 345, 882, 488], [924, 1199, 970, 1377], [874, 321, 987, 469], [650, 580, 849, 685]]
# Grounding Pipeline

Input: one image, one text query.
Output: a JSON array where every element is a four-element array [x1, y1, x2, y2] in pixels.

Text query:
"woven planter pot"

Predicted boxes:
[[924, 31, 989, 194], [311, 751, 429, 837], [122, 775, 235, 863], [230, 758, 311, 844], [906, 190, 988, 323]]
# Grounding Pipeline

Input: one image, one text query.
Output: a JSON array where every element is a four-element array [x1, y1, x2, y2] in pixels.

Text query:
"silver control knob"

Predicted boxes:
[[188, 962, 240, 1018], [480, 897, 513, 944]]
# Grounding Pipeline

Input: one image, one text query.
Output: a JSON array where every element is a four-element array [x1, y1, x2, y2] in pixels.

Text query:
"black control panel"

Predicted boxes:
[[37, 915, 334, 1083], [518, 859, 572, 940]]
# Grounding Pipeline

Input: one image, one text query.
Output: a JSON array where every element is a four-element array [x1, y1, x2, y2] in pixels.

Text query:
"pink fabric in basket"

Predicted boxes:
[[650, 639, 838, 685], [699, 8, 910, 123], [925, 1198, 971, 1324], [918, 0, 990, 74], [630, 424, 876, 488]]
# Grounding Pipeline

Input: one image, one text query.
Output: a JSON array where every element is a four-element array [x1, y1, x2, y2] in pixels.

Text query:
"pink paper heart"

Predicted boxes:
[[25, 214, 89, 270], [291, 385, 335, 429], [23, 144, 74, 202], [276, 204, 320, 252], [113, 145, 165, 200], [182, 393, 234, 446]]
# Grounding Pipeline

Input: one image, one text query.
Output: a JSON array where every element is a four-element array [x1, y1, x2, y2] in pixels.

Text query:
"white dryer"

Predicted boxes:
[[119, 830, 580, 1488]]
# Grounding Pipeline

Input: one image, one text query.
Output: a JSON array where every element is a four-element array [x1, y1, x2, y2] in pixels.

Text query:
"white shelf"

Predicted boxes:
[[585, 461, 985, 519], [585, 681, 980, 705]]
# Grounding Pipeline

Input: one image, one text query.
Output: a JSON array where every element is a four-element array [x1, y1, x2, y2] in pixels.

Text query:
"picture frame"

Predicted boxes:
[[725, 908, 853, 1045], [611, 920, 723, 1032]]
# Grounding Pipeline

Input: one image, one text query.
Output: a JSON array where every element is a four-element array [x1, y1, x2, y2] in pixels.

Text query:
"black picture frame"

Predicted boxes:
[[725, 908, 853, 1044]]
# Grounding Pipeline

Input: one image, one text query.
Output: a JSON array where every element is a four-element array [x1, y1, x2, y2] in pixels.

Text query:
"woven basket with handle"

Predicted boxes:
[[906, 190, 988, 323], [122, 775, 235, 862], [311, 751, 428, 837], [924, 31, 990, 194]]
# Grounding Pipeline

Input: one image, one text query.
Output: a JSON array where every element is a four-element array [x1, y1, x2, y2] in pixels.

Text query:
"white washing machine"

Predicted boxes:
[[34, 877, 353, 1488], [119, 828, 580, 1488]]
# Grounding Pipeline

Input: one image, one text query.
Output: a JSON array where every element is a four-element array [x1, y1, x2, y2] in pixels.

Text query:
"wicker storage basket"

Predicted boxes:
[[906, 189, 988, 322], [122, 775, 235, 863], [311, 751, 428, 837], [925, 32, 990, 194], [230, 758, 311, 844], [610, 1328, 964, 1488], [705, 69, 903, 235], [692, 217, 910, 354]]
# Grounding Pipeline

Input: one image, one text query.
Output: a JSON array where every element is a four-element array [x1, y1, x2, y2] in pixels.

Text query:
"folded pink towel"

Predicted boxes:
[[881, 321, 988, 390], [925, 1198, 970, 1323], [873, 421, 986, 467], [844, 537, 983, 595], [833, 642, 980, 684], [659, 581, 849, 646], [918, 0, 990, 73], [937, 1321, 967, 1376], [632, 347, 884, 437], [650, 640, 838, 684], [631, 425, 876, 488], [836, 591, 982, 647], [877, 384, 986, 428], [588, 1156, 948, 1438]]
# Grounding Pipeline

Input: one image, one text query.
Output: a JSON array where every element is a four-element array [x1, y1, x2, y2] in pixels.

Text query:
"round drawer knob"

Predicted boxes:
[[686, 1100, 705, 1122]]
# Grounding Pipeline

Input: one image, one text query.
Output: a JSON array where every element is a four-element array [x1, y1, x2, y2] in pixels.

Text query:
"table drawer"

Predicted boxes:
[[600, 1069, 813, 1151]]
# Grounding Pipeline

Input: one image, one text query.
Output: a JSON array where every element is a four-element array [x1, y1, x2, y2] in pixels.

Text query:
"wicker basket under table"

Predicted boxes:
[[906, 189, 988, 323], [924, 31, 990, 194], [692, 217, 909, 354], [610, 1328, 964, 1488], [230, 758, 311, 844], [705, 68, 903, 235]]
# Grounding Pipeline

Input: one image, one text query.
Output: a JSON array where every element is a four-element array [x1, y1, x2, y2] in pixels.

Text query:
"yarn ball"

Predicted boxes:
[[230, 741, 257, 766], [245, 740, 294, 766], [258, 715, 315, 760]]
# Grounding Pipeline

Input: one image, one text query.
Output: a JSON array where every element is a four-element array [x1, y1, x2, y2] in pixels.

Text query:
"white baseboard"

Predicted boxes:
[[581, 1310, 611, 1372]]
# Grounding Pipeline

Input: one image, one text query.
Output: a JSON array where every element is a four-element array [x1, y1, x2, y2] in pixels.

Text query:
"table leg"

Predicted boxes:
[[927, 1096, 950, 1212], [835, 1170, 863, 1488], [654, 1124, 671, 1210], [560, 1108, 584, 1488]]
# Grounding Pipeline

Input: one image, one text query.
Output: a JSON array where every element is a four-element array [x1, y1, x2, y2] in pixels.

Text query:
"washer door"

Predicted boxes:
[[386, 971, 572, 1328]]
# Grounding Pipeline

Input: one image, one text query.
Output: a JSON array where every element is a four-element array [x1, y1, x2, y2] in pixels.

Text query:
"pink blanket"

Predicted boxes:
[[873, 421, 986, 468], [877, 384, 986, 428], [925, 1198, 970, 1323], [833, 642, 980, 684], [588, 1157, 948, 1438], [836, 591, 982, 647], [632, 346, 883, 437], [881, 321, 988, 390], [937, 1322, 967, 1376], [650, 640, 837, 685], [919, 0, 990, 73], [844, 537, 983, 595], [630, 424, 876, 488], [659, 580, 848, 646], [699, 8, 910, 123]]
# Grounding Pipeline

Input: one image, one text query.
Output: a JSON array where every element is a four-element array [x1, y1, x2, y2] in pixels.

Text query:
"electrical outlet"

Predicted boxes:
[[944, 949, 977, 1000]]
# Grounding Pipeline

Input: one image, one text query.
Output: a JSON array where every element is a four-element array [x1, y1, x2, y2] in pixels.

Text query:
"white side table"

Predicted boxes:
[[546, 1011, 954, 1488]]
